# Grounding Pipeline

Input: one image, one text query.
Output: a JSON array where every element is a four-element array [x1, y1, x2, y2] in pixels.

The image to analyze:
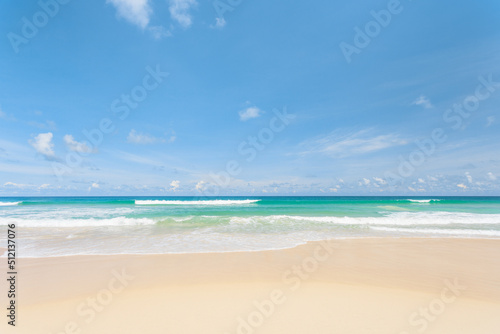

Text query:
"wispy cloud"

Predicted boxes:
[[113, 150, 162, 165], [29, 132, 55, 158], [29, 120, 57, 130], [167, 131, 177, 143], [298, 129, 408, 158], [412, 95, 433, 109], [127, 129, 175, 144], [64, 135, 93, 153], [107, 0, 152, 29], [465, 171, 473, 183], [4, 182, 29, 189], [239, 106, 263, 121], [148, 25, 173, 39], [487, 116, 495, 127], [168, 0, 197, 28]]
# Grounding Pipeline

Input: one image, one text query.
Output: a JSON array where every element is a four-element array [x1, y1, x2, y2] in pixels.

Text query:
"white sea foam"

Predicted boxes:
[[224, 212, 500, 227], [135, 199, 261, 205], [4, 211, 500, 258], [0, 201, 22, 206], [406, 199, 440, 203], [2, 212, 498, 229], [0, 207, 136, 220], [0, 217, 156, 227]]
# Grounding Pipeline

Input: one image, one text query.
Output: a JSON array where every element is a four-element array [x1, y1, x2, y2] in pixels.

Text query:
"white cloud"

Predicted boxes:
[[298, 130, 407, 157], [362, 178, 370, 185], [465, 172, 473, 183], [457, 183, 467, 189], [195, 181, 206, 192], [239, 106, 263, 121], [487, 116, 495, 127], [107, 0, 151, 29], [29, 132, 55, 157], [413, 95, 433, 109], [488, 172, 497, 181], [373, 177, 386, 185], [127, 129, 165, 144], [148, 25, 173, 39], [169, 0, 197, 28], [167, 131, 177, 143], [4, 182, 27, 188], [418, 178, 425, 183], [170, 180, 180, 191], [39, 184, 51, 190], [88, 183, 100, 191], [64, 135, 93, 153]]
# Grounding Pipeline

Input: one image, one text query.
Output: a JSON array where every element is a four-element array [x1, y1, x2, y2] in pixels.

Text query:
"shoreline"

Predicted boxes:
[[2, 237, 499, 333], [4, 236, 500, 259]]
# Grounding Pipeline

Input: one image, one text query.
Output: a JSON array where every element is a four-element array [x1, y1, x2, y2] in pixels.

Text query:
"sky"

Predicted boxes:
[[0, 0, 499, 196]]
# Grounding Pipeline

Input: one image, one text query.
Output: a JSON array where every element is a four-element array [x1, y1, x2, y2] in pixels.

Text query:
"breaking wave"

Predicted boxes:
[[135, 199, 261, 206]]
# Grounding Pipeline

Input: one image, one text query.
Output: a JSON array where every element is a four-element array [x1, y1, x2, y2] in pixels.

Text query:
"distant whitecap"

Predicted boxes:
[[135, 199, 261, 205]]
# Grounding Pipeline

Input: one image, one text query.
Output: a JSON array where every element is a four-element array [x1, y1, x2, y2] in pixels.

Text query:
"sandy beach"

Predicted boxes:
[[1, 238, 500, 334]]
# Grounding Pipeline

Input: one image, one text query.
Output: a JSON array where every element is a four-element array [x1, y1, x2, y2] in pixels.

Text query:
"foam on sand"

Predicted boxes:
[[135, 199, 261, 205], [0, 217, 156, 227]]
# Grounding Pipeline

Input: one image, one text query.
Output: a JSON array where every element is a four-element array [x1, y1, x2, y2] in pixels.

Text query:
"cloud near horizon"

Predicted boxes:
[[170, 180, 180, 190]]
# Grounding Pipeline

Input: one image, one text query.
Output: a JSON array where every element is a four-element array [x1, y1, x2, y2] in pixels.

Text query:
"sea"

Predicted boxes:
[[0, 196, 499, 257]]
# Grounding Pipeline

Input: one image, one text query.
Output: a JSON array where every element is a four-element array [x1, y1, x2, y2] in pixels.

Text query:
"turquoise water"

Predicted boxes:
[[1, 196, 499, 257]]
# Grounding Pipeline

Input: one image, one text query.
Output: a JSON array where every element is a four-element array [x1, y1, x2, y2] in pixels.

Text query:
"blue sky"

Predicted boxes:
[[0, 0, 499, 196]]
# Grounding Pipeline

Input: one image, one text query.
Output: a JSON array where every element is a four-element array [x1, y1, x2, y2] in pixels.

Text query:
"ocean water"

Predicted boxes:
[[0, 196, 499, 257]]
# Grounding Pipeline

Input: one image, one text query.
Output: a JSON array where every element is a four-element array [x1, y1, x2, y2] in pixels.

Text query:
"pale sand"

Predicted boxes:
[[1, 238, 500, 333]]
